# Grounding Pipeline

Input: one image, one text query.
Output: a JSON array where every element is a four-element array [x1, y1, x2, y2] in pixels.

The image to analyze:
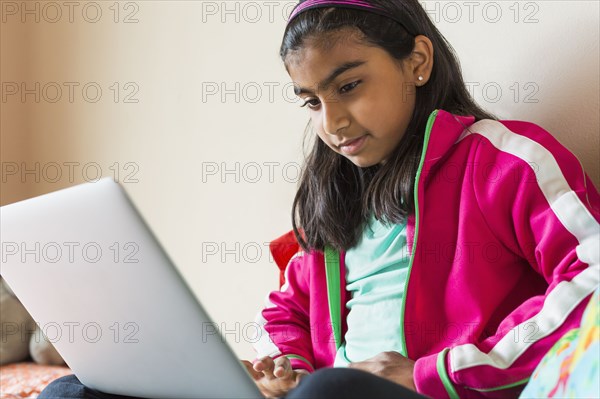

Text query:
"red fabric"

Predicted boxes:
[[269, 230, 300, 288]]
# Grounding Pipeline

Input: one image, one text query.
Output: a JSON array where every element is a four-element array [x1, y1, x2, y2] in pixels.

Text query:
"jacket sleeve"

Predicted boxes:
[[413, 120, 600, 398], [251, 251, 316, 372]]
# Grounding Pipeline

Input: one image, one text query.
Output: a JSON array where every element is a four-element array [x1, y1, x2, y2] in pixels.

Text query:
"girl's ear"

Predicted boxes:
[[409, 35, 434, 86]]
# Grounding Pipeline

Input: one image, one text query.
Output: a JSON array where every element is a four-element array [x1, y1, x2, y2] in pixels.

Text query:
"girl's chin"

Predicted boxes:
[[345, 156, 383, 168]]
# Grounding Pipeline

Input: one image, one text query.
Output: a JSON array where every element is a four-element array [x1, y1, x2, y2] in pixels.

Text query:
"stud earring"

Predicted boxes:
[[418, 76, 424, 82]]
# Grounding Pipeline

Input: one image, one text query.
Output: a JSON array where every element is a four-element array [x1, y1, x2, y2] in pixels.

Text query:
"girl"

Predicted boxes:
[[244, 0, 600, 398], [40, 0, 599, 398]]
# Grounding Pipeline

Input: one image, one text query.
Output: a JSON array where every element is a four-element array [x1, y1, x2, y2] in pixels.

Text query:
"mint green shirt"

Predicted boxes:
[[333, 213, 410, 367]]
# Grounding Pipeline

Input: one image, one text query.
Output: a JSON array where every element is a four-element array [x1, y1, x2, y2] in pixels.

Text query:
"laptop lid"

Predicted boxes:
[[0, 178, 262, 399]]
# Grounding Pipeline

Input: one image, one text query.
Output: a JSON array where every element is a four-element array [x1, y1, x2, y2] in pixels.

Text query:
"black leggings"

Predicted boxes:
[[38, 368, 430, 399]]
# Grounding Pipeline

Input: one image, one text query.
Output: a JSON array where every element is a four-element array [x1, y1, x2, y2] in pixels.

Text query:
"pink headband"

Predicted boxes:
[[287, 0, 416, 36]]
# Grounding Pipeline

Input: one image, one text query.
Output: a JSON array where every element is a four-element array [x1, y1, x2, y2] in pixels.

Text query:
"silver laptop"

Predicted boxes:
[[0, 178, 262, 399]]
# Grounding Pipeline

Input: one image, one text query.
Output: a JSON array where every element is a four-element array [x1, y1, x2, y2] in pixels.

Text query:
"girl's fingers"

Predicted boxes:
[[254, 356, 276, 379], [247, 357, 303, 398], [241, 360, 262, 380], [273, 356, 292, 379]]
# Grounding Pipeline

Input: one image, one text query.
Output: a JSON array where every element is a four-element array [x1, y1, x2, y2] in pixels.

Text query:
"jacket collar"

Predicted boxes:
[[421, 109, 476, 175]]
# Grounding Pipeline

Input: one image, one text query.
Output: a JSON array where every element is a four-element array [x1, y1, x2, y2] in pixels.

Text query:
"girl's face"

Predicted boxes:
[[286, 31, 427, 168]]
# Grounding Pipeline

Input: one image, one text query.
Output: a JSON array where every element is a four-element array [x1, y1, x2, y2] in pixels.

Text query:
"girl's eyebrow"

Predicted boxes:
[[293, 60, 367, 96]]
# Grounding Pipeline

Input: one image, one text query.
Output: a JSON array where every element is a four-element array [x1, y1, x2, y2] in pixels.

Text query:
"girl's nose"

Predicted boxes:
[[322, 101, 350, 136]]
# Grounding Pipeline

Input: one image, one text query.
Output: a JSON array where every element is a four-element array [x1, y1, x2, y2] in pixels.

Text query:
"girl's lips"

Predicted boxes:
[[339, 135, 368, 155]]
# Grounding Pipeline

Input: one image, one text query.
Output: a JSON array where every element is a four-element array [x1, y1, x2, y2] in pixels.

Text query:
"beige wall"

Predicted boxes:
[[1, 1, 598, 360]]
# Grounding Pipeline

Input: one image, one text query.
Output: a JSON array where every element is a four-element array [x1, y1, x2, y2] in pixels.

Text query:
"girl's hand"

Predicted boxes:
[[241, 356, 309, 398], [348, 351, 417, 392]]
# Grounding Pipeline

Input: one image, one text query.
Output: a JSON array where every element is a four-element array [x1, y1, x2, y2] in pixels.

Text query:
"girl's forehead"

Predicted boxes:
[[287, 47, 357, 85], [285, 28, 366, 67], [287, 44, 391, 96], [286, 37, 373, 76]]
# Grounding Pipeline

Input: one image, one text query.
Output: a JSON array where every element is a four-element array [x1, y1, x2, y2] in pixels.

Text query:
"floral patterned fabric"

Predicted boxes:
[[519, 286, 599, 398], [0, 362, 71, 399]]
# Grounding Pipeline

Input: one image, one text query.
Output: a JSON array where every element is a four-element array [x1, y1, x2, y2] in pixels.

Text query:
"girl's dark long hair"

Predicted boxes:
[[281, 0, 497, 253]]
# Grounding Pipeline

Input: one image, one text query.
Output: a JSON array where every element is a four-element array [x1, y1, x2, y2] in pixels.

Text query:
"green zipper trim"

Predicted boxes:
[[399, 109, 439, 357], [285, 354, 315, 372], [437, 348, 461, 399], [465, 377, 530, 392], [324, 245, 342, 351]]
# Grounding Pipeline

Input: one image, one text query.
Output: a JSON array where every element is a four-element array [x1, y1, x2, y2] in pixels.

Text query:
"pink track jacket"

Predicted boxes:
[[252, 109, 600, 398]]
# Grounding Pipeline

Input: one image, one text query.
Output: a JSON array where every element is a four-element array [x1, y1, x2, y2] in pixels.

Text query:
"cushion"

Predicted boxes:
[[0, 362, 71, 399], [519, 286, 599, 398]]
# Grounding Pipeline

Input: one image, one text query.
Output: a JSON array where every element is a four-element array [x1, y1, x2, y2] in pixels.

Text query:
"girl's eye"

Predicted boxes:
[[300, 99, 320, 109], [340, 81, 360, 94], [299, 81, 361, 109]]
